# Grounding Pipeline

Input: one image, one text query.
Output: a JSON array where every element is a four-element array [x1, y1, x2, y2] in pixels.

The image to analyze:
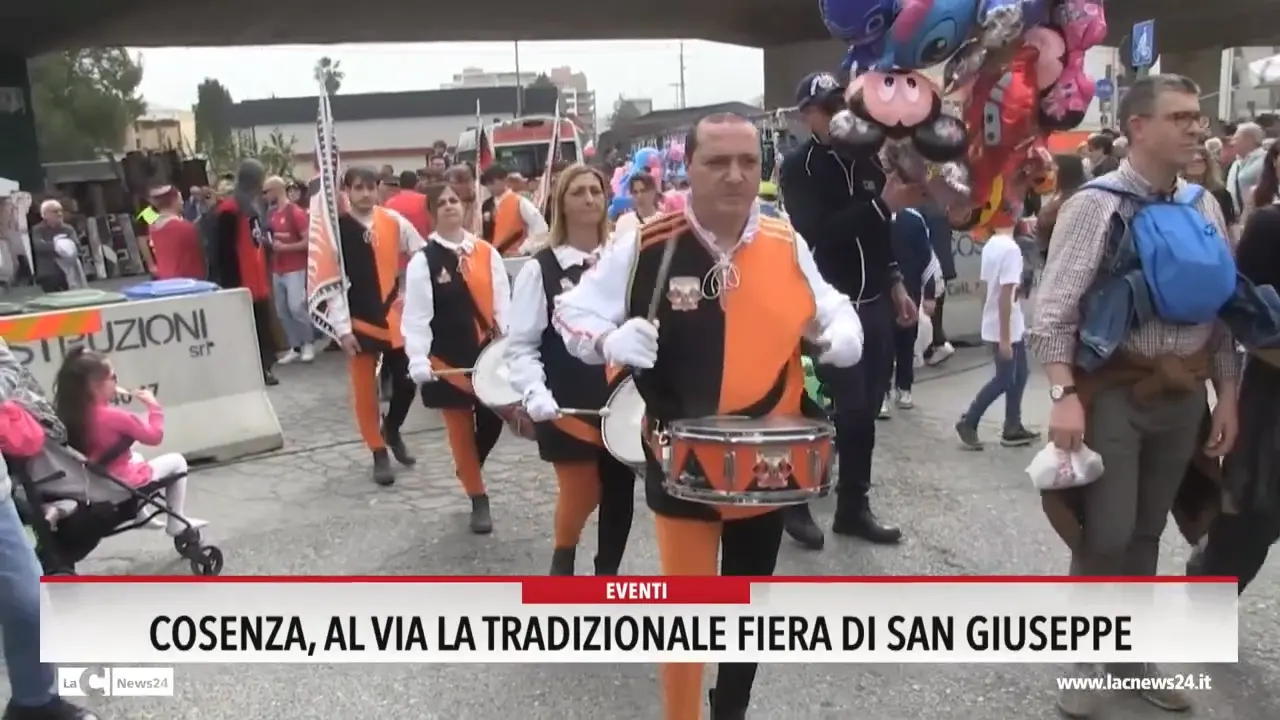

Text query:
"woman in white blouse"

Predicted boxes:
[[505, 165, 636, 575], [611, 171, 664, 237], [402, 183, 511, 534]]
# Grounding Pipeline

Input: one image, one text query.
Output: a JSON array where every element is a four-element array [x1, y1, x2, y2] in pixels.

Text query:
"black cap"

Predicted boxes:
[[795, 71, 844, 110]]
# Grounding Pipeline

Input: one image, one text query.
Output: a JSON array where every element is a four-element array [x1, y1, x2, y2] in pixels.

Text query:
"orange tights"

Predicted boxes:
[[552, 462, 601, 548], [653, 511, 785, 720], [347, 349, 414, 452], [440, 406, 503, 497]]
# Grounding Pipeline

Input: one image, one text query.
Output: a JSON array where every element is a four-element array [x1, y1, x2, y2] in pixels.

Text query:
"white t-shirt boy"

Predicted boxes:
[[979, 232, 1025, 344]]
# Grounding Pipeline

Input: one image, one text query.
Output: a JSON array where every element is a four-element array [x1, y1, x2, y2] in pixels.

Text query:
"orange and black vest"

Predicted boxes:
[[420, 239, 498, 410], [531, 247, 623, 463], [338, 207, 404, 352], [492, 192, 528, 257], [626, 212, 819, 521]]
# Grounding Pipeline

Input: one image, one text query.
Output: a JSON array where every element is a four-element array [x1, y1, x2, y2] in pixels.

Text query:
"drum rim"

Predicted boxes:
[[668, 415, 834, 443], [472, 337, 522, 407], [663, 482, 831, 506], [601, 377, 645, 465]]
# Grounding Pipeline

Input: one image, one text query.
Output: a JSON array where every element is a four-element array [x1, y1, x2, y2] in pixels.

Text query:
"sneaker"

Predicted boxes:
[[1056, 664, 1102, 718], [878, 395, 891, 419], [1001, 425, 1042, 447], [895, 390, 914, 409], [955, 418, 983, 450], [277, 348, 301, 365], [299, 343, 316, 363], [925, 341, 955, 366], [1132, 664, 1193, 712], [4, 697, 101, 719]]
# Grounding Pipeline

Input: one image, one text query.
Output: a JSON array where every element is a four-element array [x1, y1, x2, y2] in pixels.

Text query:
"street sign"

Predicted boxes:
[[1131, 20, 1156, 69], [1095, 79, 1114, 101]]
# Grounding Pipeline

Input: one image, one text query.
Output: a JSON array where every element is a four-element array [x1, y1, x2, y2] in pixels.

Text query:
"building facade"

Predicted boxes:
[[442, 65, 597, 138], [228, 86, 558, 178], [124, 107, 196, 153]]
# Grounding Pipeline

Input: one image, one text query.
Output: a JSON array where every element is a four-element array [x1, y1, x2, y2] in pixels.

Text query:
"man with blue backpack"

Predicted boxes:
[[1028, 75, 1240, 719]]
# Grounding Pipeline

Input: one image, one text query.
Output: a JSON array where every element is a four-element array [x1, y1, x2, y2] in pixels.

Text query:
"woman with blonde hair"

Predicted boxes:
[[504, 164, 636, 575]]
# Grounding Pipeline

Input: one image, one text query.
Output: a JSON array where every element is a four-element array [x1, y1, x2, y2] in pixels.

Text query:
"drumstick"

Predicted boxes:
[[633, 235, 678, 379], [433, 367, 475, 377], [559, 407, 611, 418]]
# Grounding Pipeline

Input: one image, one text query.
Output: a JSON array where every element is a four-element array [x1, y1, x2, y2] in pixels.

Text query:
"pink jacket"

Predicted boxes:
[[87, 401, 165, 487], [0, 401, 46, 458]]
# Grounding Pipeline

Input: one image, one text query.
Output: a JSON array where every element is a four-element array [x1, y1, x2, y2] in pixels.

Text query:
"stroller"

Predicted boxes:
[[9, 438, 224, 576]]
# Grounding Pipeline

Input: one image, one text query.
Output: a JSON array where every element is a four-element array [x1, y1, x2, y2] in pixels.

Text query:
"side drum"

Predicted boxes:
[[660, 416, 834, 506]]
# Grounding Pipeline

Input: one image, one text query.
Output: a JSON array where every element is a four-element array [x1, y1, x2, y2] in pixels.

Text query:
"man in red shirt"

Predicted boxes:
[[381, 170, 432, 269], [147, 185, 206, 280], [265, 176, 316, 363]]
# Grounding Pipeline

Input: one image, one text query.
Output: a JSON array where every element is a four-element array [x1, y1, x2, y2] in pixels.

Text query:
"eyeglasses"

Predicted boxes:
[[1139, 111, 1209, 130]]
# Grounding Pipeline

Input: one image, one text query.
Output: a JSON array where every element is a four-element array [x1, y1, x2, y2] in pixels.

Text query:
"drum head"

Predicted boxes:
[[602, 378, 646, 465], [472, 337, 522, 407]]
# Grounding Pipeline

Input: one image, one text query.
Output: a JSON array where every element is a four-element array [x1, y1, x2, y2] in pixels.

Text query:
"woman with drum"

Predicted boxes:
[[554, 114, 866, 719], [403, 183, 511, 534], [505, 164, 636, 576]]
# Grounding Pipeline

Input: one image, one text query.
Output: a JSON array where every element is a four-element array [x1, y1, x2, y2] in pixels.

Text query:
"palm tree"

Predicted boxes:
[[260, 129, 298, 177], [313, 56, 344, 95]]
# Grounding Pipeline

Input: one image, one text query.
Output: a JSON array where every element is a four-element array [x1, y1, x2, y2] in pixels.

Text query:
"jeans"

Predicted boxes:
[[272, 270, 314, 349], [818, 296, 894, 516], [892, 322, 918, 392], [962, 341, 1029, 430], [0, 496, 54, 706]]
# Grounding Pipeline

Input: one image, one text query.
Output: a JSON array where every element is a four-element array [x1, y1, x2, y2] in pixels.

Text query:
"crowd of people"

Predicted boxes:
[[1, 66, 1279, 720]]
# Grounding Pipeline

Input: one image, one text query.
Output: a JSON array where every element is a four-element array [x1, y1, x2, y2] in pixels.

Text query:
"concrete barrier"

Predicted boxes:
[[1, 288, 284, 463]]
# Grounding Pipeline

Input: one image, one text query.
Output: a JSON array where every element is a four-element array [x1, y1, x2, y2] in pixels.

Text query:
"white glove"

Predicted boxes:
[[601, 318, 659, 369], [408, 360, 435, 385], [524, 386, 560, 422], [817, 317, 863, 368]]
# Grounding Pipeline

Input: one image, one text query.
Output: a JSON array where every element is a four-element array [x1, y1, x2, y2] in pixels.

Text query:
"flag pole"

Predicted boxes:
[[472, 99, 484, 236]]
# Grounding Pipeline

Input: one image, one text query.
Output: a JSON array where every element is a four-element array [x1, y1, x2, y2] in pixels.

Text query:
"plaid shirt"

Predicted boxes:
[[1027, 161, 1241, 381]]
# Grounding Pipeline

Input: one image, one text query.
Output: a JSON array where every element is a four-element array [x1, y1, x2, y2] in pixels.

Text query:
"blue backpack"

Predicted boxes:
[[1084, 179, 1236, 325]]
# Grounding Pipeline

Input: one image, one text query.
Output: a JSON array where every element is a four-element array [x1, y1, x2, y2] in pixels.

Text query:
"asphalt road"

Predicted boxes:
[[9, 348, 1280, 719]]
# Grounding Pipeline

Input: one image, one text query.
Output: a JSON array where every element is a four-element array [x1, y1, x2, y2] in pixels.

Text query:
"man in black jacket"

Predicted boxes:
[[779, 71, 917, 550]]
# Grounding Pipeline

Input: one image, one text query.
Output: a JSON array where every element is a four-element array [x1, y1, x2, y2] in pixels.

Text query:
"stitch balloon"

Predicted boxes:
[[608, 195, 634, 222], [819, 0, 897, 72], [884, 0, 980, 71], [631, 147, 661, 171]]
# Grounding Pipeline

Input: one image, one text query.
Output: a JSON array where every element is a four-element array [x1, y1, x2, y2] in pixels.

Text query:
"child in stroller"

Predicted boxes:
[[9, 346, 224, 575]]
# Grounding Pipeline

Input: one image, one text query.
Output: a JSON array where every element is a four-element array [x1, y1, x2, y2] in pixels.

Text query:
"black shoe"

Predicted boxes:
[[955, 418, 983, 450], [594, 549, 623, 576], [1000, 425, 1041, 448], [707, 689, 747, 720], [382, 424, 416, 467], [782, 504, 825, 551], [550, 547, 576, 576], [263, 371, 279, 387], [4, 698, 100, 719], [469, 494, 493, 534], [371, 449, 395, 486], [832, 506, 902, 544]]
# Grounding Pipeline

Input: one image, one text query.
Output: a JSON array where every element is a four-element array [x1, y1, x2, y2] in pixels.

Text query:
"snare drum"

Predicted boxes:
[[660, 416, 834, 506], [470, 336, 535, 440], [601, 377, 646, 467]]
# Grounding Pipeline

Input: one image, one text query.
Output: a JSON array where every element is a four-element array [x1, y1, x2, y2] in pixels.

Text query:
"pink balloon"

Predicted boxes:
[[662, 190, 687, 212], [583, 145, 597, 159], [667, 144, 685, 164], [611, 167, 628, 194]]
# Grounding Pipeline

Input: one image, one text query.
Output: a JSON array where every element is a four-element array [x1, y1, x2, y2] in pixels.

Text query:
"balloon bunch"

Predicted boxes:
[[610, 143, 689, 219], [819, 0, 1105, 233]]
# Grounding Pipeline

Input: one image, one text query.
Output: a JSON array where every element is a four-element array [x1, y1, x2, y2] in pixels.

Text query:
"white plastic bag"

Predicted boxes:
[[914, 313, 933, 368], [1025, 442, 1105, 490], [53, 234, 77, 259]]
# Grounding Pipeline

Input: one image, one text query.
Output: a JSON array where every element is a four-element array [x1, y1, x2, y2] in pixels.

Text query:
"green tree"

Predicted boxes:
[[530, 73, 556, 89], [257, 129, 297, 178], [313, 57, 344, 95], [608, 98, 644, 130], [28, 48, 146, 162], [193, 78, 235, 168]]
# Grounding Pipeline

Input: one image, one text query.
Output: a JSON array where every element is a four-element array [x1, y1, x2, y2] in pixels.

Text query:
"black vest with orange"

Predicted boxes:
[[338, 208, 404, 353], [532, 248, 613, 463], [626, 212, 821, 521], [419, 240, 498, 410]]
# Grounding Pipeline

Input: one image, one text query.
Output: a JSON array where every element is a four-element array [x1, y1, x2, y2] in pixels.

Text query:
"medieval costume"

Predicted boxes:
[[402, 230, 510, 533], [212, 159, 277, 385], [486, 187, 548, 256], [308, 183, 423, 486], [553, 207, 863, 719], [506, 244, 636, 576]]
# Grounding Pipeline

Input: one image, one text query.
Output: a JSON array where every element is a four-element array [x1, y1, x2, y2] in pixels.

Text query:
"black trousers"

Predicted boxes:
[[473, 404, 505, 466], [711, 511, 785, 713], [817, 296, 894, 516], [37, 275, 68, 294], [891, 321, 918, 392], [594, 454, 637, 575], [929, 293, 948, 349], [1199, 513, 1278, 594], [251, 299, 277, 373], [378, 347, 416, 440]]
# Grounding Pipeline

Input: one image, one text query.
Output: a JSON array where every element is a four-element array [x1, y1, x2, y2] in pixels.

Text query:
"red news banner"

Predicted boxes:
[[39, 576, 1240, 664]]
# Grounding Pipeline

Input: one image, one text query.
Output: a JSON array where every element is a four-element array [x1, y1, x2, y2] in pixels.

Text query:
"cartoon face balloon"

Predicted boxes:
[[831, 70, 969, 163], [1053, 0, 1107, 52], [821, 0, 897, 71], [1021, 25, 1067, 90], [1038, 51, 1095, 130], [886, 0, 981, 70]]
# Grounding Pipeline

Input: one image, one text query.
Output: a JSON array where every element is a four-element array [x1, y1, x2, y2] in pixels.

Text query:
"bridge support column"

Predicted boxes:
[[762, 39, 850, 109], [1158, 47, 1224, 122], [0, 54, 41, 193]]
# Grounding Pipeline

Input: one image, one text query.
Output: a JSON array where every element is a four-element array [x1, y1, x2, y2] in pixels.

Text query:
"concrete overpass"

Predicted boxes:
[[1, 0, 1276, 188]]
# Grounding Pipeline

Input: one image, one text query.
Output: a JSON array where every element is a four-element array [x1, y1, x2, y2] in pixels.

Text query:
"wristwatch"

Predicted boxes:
[[1049, 384, 1077, 401]]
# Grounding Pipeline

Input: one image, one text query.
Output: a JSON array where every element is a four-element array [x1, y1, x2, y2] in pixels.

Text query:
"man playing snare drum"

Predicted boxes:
[[553, 112, 865, 720]]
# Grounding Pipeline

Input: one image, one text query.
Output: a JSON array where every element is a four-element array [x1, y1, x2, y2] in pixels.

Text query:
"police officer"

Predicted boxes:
[[779, 71, 917, 550]]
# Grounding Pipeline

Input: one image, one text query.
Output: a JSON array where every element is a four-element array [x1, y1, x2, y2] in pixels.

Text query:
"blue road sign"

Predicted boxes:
[[1132, 20, 1156, 68], [1095, 79, 1114, 101]]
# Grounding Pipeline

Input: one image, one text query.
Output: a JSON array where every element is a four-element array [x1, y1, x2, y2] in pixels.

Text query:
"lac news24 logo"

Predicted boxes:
[[58, 667, 174, 697]]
